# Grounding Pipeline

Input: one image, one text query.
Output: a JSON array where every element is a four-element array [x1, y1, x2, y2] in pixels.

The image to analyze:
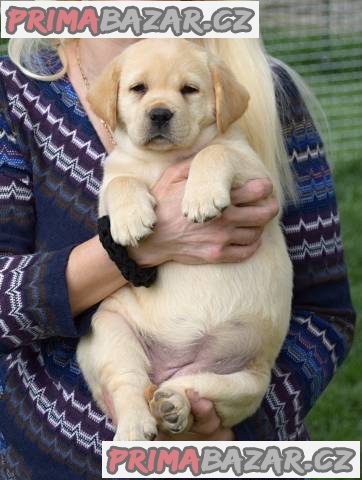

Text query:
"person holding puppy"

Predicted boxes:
[[0, 36, 356, 480]]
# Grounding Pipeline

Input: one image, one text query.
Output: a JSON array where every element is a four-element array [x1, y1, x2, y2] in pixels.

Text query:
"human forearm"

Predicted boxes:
[[66, 235, 128, 317]]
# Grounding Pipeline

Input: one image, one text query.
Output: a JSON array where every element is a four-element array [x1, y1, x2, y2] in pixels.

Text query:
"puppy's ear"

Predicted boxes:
[[86, 58, 122, 131], [210, 59, 250, 134]]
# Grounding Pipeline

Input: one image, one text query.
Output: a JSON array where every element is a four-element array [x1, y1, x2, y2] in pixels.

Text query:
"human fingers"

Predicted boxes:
[[230, 178, 273, 206], [222, 198, 279, 227], [228, 226, 263, 246], [186, 389, 221, 436]]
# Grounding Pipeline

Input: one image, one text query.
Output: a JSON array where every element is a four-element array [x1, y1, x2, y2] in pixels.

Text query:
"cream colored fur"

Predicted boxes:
[[76, 39, 293, 441]]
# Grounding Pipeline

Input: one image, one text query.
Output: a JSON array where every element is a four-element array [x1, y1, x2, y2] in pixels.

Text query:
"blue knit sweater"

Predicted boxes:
[[0, 53, 356, 480]]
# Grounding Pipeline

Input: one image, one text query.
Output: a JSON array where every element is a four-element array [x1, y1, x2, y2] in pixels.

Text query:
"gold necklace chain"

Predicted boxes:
[[75, 41, 117, 146]]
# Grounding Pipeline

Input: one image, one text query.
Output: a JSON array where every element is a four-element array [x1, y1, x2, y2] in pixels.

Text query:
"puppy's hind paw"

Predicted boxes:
[[149, 388, 191, 434]]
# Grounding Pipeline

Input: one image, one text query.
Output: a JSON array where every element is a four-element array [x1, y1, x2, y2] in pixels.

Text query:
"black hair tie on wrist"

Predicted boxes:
[[97, 215, 157, 288]]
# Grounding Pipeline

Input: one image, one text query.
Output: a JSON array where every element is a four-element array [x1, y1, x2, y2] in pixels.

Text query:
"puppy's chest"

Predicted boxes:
[[107, 154, 175, 189]]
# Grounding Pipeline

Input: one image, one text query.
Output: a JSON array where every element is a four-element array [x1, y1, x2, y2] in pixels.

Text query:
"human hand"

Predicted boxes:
[[129, 159, 279, 267], [155, 389, 235, 441]]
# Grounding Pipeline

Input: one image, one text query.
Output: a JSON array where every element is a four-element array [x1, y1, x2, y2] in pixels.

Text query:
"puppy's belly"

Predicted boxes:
[[138, 320, 259, 386], [131, 226, 293, 340], [109, 224, 292, 380]]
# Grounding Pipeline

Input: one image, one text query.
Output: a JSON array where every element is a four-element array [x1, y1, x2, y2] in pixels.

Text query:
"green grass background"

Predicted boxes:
[[0, 37, 360, 445]]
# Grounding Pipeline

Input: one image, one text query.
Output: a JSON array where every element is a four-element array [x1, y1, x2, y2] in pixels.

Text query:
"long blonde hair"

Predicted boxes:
[[8, 37, 301, 204]]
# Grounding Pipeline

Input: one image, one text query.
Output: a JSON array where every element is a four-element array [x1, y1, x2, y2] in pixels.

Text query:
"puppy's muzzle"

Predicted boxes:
[[149, 108, 174, 129]]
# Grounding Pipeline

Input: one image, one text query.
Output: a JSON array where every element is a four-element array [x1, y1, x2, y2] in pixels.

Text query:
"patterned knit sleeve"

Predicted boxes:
[[0, 81, 87, 356], [232, 63, 356, 441]]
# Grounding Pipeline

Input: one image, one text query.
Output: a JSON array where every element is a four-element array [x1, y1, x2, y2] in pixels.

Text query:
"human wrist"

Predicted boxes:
[[128, 243, 170, 268], [97, 216, 157, 287], [67, 236, 127, 316]]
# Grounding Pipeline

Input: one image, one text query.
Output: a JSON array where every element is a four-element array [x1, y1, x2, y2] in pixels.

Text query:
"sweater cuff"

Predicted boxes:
[[40, 244, 83, 338], [1, 244, 95, 354]]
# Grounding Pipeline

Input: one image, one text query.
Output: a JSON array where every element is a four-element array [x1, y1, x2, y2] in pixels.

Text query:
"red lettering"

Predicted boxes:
[[178, 447, 200, 475], [27, 9, 47, 34], [146, 448, 157, 471], [106, 447, 129, 475], [5, 7, 27, 35], [46, 8, 56, 32], [78, 7, 98, 36], [6, 5, 99, 37], [55, 8, 79, 34], [156, 448, 180, 474], [128, 448, 148, 474]]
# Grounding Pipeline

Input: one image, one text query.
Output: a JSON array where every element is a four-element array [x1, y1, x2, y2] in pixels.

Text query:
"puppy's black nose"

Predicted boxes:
[[149, 108, 173, 127]]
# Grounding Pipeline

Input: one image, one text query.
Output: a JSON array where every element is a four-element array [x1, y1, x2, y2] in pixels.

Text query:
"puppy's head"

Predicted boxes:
[[87, 39, 249, 151]]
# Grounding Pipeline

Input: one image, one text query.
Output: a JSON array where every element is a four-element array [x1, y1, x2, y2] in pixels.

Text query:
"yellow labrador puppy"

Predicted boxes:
[[76, 39, 293, 441]]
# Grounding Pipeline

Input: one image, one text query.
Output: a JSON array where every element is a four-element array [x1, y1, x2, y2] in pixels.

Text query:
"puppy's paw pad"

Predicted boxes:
[[149, 388, 190, 434]]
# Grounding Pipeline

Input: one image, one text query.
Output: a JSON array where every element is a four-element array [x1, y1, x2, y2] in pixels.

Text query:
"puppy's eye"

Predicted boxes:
[[180, 85, 199, 95], [130, 84, 147, 94]]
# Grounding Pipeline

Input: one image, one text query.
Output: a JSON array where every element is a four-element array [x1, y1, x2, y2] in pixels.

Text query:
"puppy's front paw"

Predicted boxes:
[[110, 193, 157, 247], [182, 184, 230, 223], [149, 388, 191, 434]]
